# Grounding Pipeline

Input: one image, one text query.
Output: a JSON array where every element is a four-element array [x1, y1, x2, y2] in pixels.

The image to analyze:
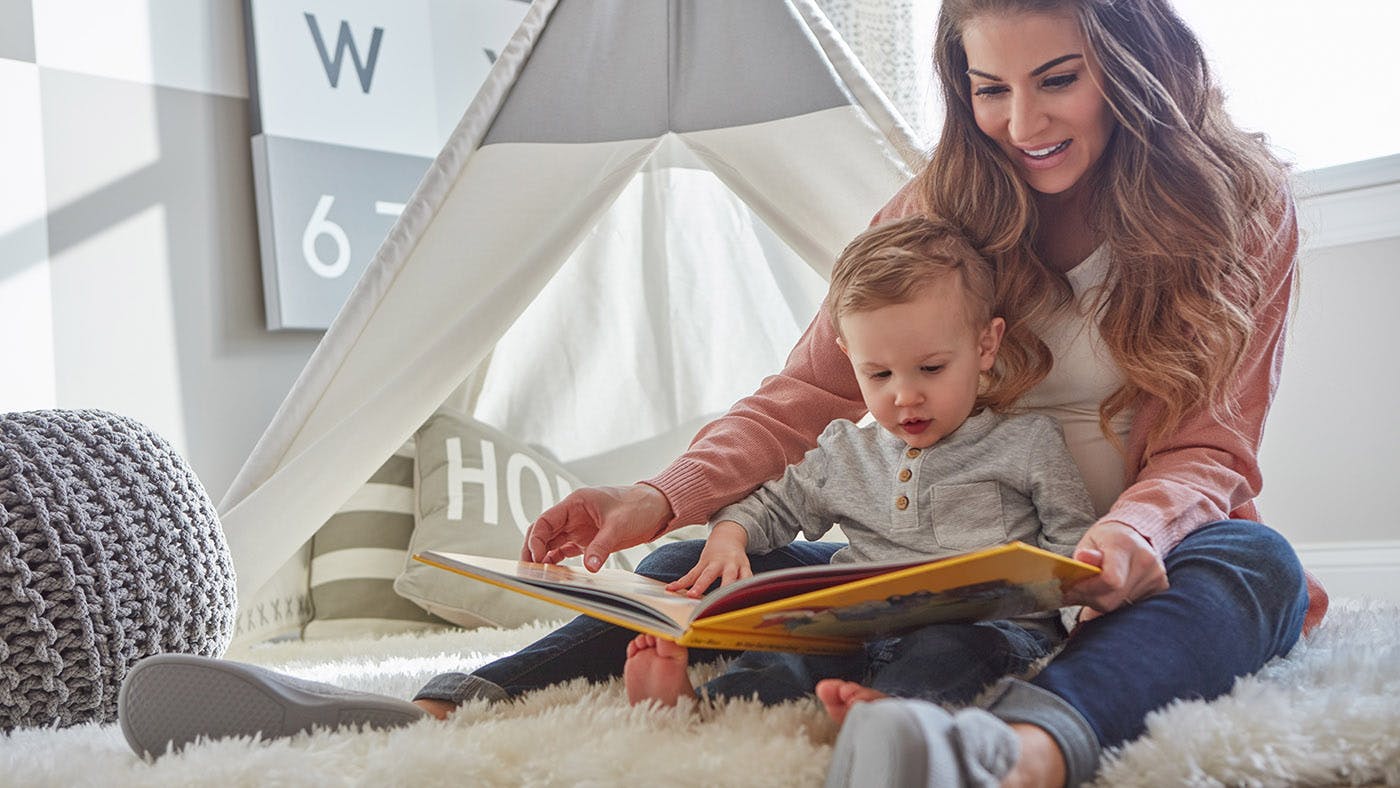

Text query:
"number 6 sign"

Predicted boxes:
[[302, 195, 350, 279]]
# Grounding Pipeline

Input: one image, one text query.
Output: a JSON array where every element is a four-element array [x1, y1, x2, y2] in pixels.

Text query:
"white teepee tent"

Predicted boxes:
[[221, 0, 923, 615]]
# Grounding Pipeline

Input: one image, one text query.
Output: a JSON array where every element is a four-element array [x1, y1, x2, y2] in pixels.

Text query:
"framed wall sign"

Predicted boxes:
[[245, 0, 528, 330]]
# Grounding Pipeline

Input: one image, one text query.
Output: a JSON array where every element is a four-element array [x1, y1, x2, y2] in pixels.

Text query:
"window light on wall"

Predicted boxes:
[[1173, 0, 1400, 172]]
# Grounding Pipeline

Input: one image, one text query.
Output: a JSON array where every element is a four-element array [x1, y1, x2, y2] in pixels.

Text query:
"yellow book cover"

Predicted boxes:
[[414, 542, 1099, 655]]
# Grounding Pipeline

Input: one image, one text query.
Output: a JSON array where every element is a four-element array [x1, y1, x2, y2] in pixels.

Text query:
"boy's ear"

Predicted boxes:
[[836, 335, 849, 357], [979, 317, 1006, 370]]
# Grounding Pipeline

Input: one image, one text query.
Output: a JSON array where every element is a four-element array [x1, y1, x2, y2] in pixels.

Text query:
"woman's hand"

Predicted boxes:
[[665, 522, 752, 598], [522, 484, 673, 572], [1067, 520, 1168, 621]]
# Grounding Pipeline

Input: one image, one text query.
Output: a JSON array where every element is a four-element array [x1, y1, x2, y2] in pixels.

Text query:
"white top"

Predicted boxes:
[[1019, 245, 1133, 517]]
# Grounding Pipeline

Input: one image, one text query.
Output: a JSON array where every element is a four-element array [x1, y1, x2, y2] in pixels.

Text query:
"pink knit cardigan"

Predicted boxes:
[[644, 180, 1327, 632]]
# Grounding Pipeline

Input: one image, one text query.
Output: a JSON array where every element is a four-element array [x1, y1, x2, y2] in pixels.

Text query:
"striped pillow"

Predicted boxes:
[[303, 440, 452, 639]]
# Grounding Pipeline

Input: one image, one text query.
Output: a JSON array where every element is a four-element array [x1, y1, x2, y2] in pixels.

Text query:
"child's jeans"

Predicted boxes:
[[697, 618, 1063, 705]]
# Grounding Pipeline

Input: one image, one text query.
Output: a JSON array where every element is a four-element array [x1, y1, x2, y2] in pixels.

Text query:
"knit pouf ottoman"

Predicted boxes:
[[0, 410, 236, 730]]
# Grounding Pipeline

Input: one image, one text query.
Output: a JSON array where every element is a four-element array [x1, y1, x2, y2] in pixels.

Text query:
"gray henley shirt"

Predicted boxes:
[[714, 409, 1096, 565]]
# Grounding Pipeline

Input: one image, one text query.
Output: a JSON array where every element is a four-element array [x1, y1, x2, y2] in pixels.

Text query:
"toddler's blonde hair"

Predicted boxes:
[[826, 216, 1028, 412]]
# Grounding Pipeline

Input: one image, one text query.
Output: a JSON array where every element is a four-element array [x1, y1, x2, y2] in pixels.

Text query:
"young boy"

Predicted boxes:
[[624, 215, 1096, 718]]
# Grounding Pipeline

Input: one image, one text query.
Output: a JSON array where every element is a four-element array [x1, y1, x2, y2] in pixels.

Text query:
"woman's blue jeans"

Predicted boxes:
[[1025, 519, 1308, 748], [417, 520, 1309, 752]]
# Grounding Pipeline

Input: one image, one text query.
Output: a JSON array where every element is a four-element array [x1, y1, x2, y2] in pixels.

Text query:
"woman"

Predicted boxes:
[[122, 0, 1320, 783], [463, 0, 1320, 784]]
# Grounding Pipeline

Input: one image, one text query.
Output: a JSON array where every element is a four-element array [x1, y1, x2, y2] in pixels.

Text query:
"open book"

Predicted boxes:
[[415, 542, 1099, 655]]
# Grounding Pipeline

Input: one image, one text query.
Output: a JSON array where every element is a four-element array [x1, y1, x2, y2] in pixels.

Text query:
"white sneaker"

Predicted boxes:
[[824, 700, 1018, 788], [118, 653, 428, 758]]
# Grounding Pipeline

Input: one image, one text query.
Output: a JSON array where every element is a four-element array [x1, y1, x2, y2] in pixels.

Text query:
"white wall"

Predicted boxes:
[[1259, 159, 1400, 603], [1260, 228, 1400, 603], [1260, 234, 1400, 543], [0, 0, 320, 502]]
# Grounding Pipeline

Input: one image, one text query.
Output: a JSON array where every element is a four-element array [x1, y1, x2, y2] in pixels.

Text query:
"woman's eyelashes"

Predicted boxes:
[[971, 72, 1080, 99], [1042, 72, 1078, 89]]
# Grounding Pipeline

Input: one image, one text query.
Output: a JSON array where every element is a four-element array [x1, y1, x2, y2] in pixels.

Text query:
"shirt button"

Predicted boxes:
[[906, 448, 921, 459], [895, 495, 909, 510], [898, 468, 911, 482]]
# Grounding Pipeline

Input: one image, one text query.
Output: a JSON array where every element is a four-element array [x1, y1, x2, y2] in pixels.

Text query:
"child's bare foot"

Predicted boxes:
[[815, 679, 890, 725], [413, 698, 457, 720], [624, 635, 694, 706]]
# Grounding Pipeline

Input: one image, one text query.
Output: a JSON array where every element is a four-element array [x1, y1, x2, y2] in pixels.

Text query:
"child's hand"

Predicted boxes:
[[666, 522, 752, 598]]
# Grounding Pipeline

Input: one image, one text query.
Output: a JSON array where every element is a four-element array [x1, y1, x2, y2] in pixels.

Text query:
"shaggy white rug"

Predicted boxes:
[[2, 600, 1397, 787]]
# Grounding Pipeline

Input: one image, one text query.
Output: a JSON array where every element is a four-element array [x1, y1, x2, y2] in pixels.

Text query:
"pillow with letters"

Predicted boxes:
[[394, 410, 588, 628], [395, 409, 711, 628]]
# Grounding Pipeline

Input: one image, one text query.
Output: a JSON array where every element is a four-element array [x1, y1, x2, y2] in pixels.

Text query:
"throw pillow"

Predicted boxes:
[[303, 440, 453, 639], [394, 411, 585, 628]]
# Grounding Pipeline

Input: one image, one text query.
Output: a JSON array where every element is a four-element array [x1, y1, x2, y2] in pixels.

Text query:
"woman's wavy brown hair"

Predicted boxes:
[[916, 0, 1291, 448]]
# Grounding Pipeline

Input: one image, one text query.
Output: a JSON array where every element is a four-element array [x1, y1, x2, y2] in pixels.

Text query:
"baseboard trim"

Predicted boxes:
[[1294, 540, 1400, 604]]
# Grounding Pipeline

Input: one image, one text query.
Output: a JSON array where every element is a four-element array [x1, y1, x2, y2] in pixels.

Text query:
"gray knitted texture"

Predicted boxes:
[[0, 410, 236, 730]]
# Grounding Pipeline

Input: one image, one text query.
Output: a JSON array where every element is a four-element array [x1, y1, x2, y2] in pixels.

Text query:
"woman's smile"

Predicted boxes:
[[1018, 139, 1073, 169]]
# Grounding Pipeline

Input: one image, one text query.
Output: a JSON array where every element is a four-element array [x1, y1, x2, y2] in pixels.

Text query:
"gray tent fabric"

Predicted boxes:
[[669, 0, 854, 132], [484, 0, 854, 145], [0, 410, 236, 730]]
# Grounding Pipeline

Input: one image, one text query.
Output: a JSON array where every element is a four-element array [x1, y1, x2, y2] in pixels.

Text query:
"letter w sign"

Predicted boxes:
[[305, 13, 384, 94]]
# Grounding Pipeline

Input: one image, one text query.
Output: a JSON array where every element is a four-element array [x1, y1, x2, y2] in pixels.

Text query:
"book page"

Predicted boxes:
[[693, 558, 931, 619], [417, 552, 701, 629]]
